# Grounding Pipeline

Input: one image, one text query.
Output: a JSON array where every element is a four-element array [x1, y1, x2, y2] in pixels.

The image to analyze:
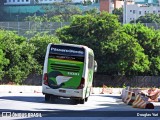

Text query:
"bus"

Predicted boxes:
[[42, 43, 97, 104]]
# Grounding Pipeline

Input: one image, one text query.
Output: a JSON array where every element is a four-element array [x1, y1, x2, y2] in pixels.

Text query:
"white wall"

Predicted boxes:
[[4, 0, 30, 5], [4, 0, 86, 5], [126, 4, 160, 23], [37, 0, 63, 4]]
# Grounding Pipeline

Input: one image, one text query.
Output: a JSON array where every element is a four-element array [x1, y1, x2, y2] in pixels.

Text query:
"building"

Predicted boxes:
[[135, 0, 159, 5], [4, 0, 31, 5], [99, 0, 160, 23], [125, 4, 160, 23], [0, 0, 5, 5], [100, 0, 132, 13], [3, 0, 95, 5]]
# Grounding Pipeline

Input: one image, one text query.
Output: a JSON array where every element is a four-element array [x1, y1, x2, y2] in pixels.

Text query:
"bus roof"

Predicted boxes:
[[49, 43, 93, 53]]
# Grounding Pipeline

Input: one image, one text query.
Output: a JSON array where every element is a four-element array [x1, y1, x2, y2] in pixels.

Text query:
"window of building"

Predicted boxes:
[[22, 0, 24, 2], [133, 10, 135, 14], [17, 0, 20, 2], [9, 0, 11, 2], [13, 0, 15, 2], [26, 0, 29, 2], [139, 11, 141, 15], [144, 11, 146, 14], [153, 11, 156, 14], [130, 10, 132, 12]]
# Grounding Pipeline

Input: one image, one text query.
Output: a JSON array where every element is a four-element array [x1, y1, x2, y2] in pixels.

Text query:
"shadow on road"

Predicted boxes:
[[0, 95, 78, 105]]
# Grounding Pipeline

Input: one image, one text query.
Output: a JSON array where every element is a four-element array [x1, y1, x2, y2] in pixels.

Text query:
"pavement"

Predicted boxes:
[[0, 85, 123, 94]]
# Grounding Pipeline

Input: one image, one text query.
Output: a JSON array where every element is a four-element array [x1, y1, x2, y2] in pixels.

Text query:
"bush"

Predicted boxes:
[[0, 30, 40, 84]]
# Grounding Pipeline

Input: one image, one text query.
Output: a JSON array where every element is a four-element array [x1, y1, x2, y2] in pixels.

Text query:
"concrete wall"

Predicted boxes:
[[22, 74, 160, 88]]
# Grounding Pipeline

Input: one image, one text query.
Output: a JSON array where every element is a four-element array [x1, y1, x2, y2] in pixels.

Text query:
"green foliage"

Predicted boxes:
[[0, 49, 9, 79], [0, 30, 40, 84], [56, 12, 160, 76], [1, 11, 160, 85], [29, 33, 61, 66], [112, 8, 123, 23], [56, 12, 121, 74], [42, 2, 82, 22], [0, 30, 61, 84], [130, 13, 160, 23], [83, 8, 100, 15], [83, 0, 92, 6], [122, 23, 160, 75], [105, 31, 149, 75]]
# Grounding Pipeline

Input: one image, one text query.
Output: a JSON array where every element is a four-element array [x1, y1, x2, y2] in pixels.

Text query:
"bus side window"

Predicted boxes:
[[88, 54, 94, 69]]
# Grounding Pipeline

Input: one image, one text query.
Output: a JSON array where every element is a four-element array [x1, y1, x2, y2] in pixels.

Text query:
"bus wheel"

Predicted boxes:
[[73, 99, 80, 104], [80, 99, 85, 104], [45, 94, 51, 101], [85, 97, 88, 102]]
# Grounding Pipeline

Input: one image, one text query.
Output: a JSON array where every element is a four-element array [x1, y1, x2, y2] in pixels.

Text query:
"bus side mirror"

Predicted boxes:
[[94, 60, 97, 72]]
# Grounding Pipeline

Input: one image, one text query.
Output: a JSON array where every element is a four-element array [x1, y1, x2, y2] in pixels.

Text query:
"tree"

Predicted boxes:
[[0, 49, 9, 80], [0, 30, 40, 84], [42, 2, 82, 22], [130, 13, 160, 23], [29, 33, 61, 66], [112, 8, 123, 23], [122, 23, 160, 75], [56, 12, 121, 74], [83, 8, 100, 15], [104, 30, 149, 75]]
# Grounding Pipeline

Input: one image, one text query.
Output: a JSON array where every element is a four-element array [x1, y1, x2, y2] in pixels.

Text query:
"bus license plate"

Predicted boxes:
[[59, 90, 66, 93]]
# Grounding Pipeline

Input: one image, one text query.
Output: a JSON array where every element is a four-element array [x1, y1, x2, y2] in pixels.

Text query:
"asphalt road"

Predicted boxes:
[[0, 93, 160, 120]]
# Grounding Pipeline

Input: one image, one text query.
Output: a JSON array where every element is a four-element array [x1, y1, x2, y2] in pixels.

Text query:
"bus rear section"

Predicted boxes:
[[42, 43, 88, 104]]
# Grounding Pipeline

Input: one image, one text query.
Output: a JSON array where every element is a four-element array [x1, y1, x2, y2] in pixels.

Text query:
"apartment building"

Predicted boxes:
[[0, 0, 5, 5], [4, 0, 31, 5], [3, 0, 92, 5], [100, 0, 160, 23], [126, 4, 160, 23]]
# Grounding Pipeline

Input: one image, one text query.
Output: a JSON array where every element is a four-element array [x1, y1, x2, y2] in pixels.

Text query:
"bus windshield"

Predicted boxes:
[[49, 44, 85, 62]]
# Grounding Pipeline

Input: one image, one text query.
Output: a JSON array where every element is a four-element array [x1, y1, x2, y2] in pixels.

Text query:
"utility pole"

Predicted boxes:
[[123, 0, 127, 24]]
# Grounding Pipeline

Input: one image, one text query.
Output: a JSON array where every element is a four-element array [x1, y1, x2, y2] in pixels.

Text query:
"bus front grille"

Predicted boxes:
[[50, 63, 80, 72]]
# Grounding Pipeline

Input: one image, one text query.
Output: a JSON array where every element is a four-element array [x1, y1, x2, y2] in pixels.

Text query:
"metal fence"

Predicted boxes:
[[0, 22, 70, 38], [0, 22, 160, 38]]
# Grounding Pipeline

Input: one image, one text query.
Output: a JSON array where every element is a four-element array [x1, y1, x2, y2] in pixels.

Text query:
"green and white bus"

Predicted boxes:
[[42, 43, 97, 104]]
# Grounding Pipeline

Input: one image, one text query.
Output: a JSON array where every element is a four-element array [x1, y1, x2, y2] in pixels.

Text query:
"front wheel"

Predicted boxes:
[[45, 94, 51, 101], [85, 97, 88, 102], [79, 99, 85, 104]]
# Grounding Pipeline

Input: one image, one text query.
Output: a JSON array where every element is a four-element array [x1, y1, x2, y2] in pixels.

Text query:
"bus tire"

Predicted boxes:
[[80, 99, 85, 104], [73, 99, 79, 104], [45, 94, 51, 101], [85, 97, 88, 102]]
